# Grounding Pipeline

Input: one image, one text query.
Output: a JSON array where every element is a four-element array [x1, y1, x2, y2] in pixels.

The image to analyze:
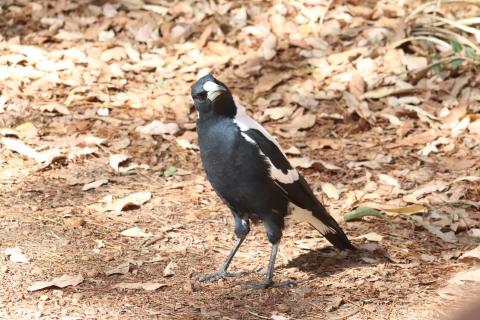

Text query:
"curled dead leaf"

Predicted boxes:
[[120, 227, 153, 238], [28, 274, 84, 292], [107, 192, 152, 212], [136, 121, 179, 136], [113, 282, 167, 291], [82, 179, 109, 191], [109, 154, 129, 172]]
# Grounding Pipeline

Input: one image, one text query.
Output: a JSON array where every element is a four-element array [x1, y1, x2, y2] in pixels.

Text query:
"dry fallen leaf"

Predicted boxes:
[[28, 274, 84, 291], [263, 107, 294, 120], [107, 192, 152, 212], [79, 135, 107, 147], [289, 157, 313, 169], [360, 202, 427, 216], [113, 282, 167, 291], [176, 138, 199, 150], [254, 72, 292, 96], [355, 232, 383, 242], [458, 245, 480, 263], [38, 103, 70, 115], [321, 182, 340, 200], [106, 263, 131, 276], [378, 174, 400, 188], [136, 121, 180, 136], [403, 180, 449, 203], [280, 113, 316, 133], [109, 154, 129, 172], [412, 216, 457, 243], [4, 248, 29, 263], [82, 179, 109, 191], [1, 137, 41, 161], [120, 227, 153, 238], [260, 34, 277, 60], [163, 261, 176, 277]]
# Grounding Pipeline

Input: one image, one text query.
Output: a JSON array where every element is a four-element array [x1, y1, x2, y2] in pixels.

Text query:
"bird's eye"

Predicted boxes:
[[194, 93, 207, 102]]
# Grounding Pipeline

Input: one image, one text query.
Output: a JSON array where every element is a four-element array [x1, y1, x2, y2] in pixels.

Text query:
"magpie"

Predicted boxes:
[[191, 74, 354, 289]]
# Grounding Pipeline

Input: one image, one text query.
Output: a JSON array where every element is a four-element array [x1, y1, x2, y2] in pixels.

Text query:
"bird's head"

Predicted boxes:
[[191, 74, 236, 117]]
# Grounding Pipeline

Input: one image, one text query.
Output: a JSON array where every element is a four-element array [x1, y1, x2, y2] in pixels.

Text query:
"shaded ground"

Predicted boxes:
[[1, 1, 480, 319]]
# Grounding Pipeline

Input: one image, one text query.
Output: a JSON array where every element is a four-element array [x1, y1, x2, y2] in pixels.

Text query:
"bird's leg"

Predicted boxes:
[[243, 242, 296, 289], [195, 213, 249, 282], [243, 242, 278, 289], [243, 216, 296, 289]]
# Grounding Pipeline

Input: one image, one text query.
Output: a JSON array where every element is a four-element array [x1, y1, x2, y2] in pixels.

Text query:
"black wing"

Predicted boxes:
[[242, 128, 354, 250], [242, 128, 293, 175]]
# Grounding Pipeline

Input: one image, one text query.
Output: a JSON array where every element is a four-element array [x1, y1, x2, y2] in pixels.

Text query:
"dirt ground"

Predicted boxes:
[[1, 1, 480, 319]]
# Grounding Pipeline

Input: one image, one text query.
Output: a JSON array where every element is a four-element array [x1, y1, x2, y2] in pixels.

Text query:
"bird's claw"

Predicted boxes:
[[242, 279, 297, 289], [194, 270, 247, 282]]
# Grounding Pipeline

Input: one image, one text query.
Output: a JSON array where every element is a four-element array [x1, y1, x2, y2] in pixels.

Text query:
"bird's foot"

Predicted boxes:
[[194, 270, 247, 282], [242, 279, 297, 290]]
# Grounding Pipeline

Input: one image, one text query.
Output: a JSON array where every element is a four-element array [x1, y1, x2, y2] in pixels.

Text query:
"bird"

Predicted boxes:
[[191, 74, 354, 289]]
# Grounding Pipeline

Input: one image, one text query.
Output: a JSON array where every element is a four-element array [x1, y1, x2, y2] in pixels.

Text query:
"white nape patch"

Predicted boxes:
[[290, 205, 336, 235], [198, 69, 210, 78], [203, 81, 226, 101], [235, 99, 299, 184]]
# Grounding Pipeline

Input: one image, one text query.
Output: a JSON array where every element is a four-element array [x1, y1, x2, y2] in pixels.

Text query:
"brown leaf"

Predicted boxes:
[[109, 154, 129, 171], [28, 274, 84, 291], [348, 72, 365, 98], [163, 261, 176, 277], [260, 34, 277, 60], [321, 182, 341, 200], [120, 227, 153, 237], [107, 192, 152, 212], [113, 282, 167, 291], [393, 129, 439, 147], [136, 121, 179, 136], [355, 232, 383, 242], [263, 107, 294, 120], [39, 102, 70, 115], [280, 113, 316, 133], [459, 246, 480, 263], [82, 179, 109, 191], [343, 92, 374, 124], [254, 72, 292, 96]]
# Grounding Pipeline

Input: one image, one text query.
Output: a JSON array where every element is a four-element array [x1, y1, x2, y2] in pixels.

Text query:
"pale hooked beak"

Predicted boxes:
[[203, 81, 226, 101]]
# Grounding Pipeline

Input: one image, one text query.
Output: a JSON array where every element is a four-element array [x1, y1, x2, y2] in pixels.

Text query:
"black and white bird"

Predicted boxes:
[[191, 74, 354, 288]]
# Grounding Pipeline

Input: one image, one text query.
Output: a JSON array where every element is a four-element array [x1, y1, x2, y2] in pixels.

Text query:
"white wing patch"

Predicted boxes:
[[235, 100, 299, 184], [290, 204, 336, 235], [203, 81, 226, 101]]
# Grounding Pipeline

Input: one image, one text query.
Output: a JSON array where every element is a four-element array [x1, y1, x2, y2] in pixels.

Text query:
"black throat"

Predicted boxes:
[[212, 93, 236, 118]]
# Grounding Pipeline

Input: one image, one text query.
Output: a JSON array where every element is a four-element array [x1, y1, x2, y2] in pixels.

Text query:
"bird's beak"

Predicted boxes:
[[203, 81, 226, 101]]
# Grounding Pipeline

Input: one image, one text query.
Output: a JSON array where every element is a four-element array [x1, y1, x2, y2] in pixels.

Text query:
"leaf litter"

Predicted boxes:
[[0, 0, 479, 319]]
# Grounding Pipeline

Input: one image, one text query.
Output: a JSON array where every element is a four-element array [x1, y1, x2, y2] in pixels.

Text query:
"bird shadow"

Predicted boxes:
[[281, 244, 390, 277]]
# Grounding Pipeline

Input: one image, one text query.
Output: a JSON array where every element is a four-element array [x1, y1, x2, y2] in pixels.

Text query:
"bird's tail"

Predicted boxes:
[[292, 204, 355, 251], [281, 175, 355, 250], [311, 205, 355, 250]]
